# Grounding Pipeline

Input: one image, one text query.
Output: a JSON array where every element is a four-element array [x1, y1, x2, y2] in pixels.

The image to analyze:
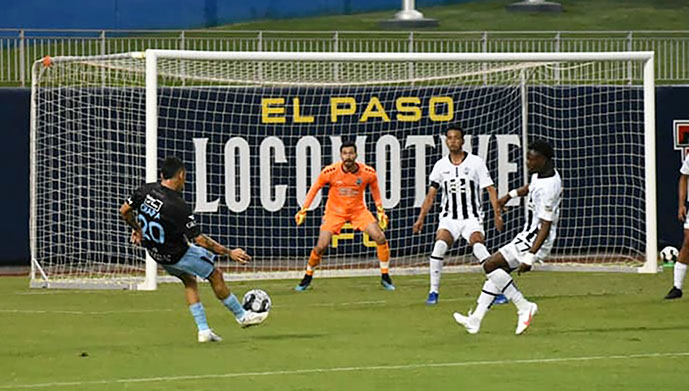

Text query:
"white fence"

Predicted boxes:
[[3, 29, 688, 85]]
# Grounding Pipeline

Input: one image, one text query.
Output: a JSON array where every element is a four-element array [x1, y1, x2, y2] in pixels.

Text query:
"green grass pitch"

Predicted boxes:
[[0, 271, 687, 390]]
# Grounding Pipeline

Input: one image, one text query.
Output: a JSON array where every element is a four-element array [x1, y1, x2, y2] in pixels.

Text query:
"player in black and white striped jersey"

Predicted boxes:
[[453, 139, 562, 335], [413, 124, 503, 305]]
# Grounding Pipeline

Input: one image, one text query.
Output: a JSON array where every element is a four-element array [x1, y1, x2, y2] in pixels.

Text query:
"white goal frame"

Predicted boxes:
[[30, 50, 657, 290]]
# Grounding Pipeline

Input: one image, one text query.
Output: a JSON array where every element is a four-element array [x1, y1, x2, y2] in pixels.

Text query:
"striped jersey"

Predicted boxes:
[[521, 170, 562, 241], [429, 153, 494, 221]]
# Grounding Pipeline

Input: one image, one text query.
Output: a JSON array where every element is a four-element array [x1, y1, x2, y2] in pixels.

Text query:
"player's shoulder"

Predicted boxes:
[[432, 156, 450, 170], [466, 152, 487, 166], [135, 182, 159, 194], [322, 162, 340, 175], [360, 163, 378, 176]]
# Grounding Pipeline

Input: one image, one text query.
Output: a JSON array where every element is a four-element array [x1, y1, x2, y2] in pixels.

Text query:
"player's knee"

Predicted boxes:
[[482, 259, 498, 274], [313, 245, 327, 255], [469, 233, 484, 245], [372, 233, 386, 245]]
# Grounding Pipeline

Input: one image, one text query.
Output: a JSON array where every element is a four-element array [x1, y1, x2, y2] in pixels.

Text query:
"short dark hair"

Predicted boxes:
[[528, 139, 554, 160], [340, 140, 357, 153], [446, 123, 465, 137], [160, 156, 185, 179]]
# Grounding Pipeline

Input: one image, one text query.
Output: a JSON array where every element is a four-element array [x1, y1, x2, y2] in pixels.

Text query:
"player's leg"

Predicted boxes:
[[207, 267, 268, 327], [162, 256, 222, 342], [467, 230, 507, 305], [426, 228, 454, 304], [452, 251, 510, 333], [666, 228, 689, 299], [363, 221, 395, 290], [485, 243, 538, 334], [175, 273, 219, 342], [295, 229, 335, 291]]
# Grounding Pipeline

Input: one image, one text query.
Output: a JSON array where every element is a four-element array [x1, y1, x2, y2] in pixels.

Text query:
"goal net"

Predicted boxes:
[[30, 50, 656, 290]]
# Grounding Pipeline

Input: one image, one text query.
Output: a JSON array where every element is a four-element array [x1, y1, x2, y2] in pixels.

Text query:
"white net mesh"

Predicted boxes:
[[31, 52, 650, 288]]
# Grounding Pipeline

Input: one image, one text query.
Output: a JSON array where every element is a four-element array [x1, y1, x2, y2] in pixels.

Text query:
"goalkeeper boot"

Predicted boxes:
[[426, 292, 439, 305], [515, 302, 539, 335], [237, 311, 268, 328], [197, 329, 222, 343], [492, 294, 509, 305], [381, 273, 396, 291], [665, 286, 683, 300], [294, 274, 312, 291], [453, 310, 480, 334]]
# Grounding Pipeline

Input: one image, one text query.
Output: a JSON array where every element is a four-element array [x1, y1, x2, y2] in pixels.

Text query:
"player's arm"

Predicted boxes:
[[119, 201, 142, 245], [484, 185, 503, 232], [678, 174, 688, 222], [368, 172, 388, 230], [295, 169, 328, 225], [498, 184, 529, 211], [413, 185, 438, 234], [518, 219, 552, 275], [193, 234, 251, 264]]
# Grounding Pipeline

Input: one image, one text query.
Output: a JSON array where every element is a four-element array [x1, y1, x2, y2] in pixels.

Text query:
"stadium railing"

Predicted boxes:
[[2, 29, 688, 86]]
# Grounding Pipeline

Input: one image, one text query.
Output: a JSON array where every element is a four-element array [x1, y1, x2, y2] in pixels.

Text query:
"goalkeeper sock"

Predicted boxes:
[[222, 293, 246, 319], [472, 242, 491, 264], [675, 261, 687, 290], [430, 240, 448, 293], [473, 280, 500, 320], [306, 250, 322, 276], [189, 302, 210, 331], [377, 243, 390, 274]]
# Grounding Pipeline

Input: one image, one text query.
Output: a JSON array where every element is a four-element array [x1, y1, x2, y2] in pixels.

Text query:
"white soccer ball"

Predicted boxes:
[[242, 289, 271, 313], [660, 246, 679, 263]]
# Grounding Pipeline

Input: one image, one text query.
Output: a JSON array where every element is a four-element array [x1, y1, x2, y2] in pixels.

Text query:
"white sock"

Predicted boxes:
[[429, 241, 448, 293], [486, 268, 529, 312], [473, 280, 499, 320], [486, 268, 512, 290], [675, 262, 688, 290], [472, 242, 491, 264], [503, 282, 530, 313]]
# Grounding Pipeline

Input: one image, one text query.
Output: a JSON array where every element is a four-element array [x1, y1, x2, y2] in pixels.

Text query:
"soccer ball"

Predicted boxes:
[[660, 246, 679, 264], [242, 289, 271, 313]]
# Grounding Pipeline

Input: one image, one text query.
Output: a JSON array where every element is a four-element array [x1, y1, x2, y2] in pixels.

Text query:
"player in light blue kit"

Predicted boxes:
[[119, 157, 267, 343]]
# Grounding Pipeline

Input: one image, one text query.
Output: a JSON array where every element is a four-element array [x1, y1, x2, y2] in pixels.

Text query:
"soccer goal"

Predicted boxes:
[[30, 50, 656, 290]]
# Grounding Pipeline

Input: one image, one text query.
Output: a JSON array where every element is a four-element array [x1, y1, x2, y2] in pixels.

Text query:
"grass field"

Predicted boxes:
[[225, 0, 689, 31], [1, 271, 687, 390]]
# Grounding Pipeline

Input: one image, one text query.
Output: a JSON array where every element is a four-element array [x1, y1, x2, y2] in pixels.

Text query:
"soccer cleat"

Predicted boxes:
[[294, 274, 312, 291], [426, 292, 439, 305], [515, 302, 538, 335], [453, 311, 480, 334], [664, 286, 683, 300], [492, 294, 509, 305], [197, 329, 222, 343], [236, 310, 268, 328], [381, 274, 396, 290]]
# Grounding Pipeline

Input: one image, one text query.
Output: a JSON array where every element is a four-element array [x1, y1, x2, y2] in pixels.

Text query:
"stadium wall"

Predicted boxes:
[[1, 1, 471, 30], [1, 86, 686, 266]]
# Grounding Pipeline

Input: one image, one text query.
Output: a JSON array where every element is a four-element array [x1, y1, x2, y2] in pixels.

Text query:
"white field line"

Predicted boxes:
[[1, 352, 687, 389]]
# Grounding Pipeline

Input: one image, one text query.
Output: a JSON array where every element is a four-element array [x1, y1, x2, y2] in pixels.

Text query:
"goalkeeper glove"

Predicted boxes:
[[294, 208, 307, 226], [376, 206, 388, 230]]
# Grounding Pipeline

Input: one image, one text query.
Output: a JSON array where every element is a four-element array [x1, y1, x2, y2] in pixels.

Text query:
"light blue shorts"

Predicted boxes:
[[162, 245, 216, 280]]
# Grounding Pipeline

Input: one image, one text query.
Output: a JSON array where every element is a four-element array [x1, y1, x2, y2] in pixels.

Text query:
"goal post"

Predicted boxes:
[[30, 50, 657, 290]]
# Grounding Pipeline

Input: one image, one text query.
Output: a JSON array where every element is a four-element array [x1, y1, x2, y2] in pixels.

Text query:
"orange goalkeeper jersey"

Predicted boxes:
[[303, 161, 382, 215]]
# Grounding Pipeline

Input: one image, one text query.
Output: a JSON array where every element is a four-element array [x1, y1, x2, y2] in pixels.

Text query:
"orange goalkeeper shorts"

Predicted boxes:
[[320, 209, 376, 234]]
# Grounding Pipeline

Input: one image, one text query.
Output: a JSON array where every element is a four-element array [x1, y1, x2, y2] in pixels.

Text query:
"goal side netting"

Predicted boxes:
[[30, 50, 656, 289]]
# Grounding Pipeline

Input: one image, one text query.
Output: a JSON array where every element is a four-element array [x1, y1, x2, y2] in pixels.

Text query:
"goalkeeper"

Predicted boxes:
[[294, 141, 394, 291]]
